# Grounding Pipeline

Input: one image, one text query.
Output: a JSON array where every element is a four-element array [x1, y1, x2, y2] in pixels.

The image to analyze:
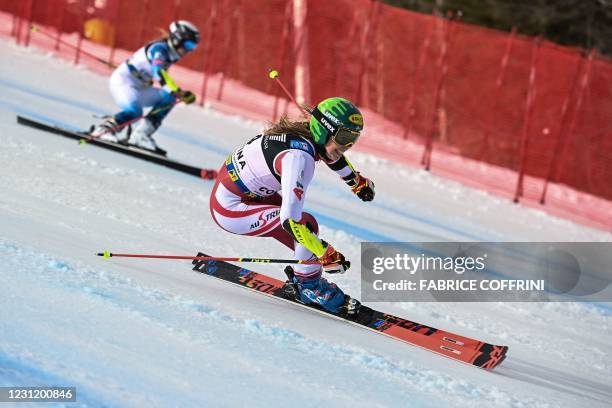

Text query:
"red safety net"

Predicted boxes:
[[2, 0, 611, 204], [306, 0, 612, 202]]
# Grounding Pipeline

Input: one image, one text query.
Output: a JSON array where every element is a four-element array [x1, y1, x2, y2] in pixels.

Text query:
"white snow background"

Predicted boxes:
[[1, 40, 611, 408]]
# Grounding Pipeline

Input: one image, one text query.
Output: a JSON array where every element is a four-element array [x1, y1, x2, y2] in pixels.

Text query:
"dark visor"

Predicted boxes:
[[333, 127, 360, 147]]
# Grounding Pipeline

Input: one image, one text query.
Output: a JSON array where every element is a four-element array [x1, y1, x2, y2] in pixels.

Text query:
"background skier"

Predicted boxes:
[[90, 20, 200, 155], [209, 97, 375, 316]]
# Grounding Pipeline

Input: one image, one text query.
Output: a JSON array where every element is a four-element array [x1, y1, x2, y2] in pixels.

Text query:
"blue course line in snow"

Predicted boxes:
[[309, 210, 396, 242], [0, 77, 108, 115], [157, 127, 231, 157], [309, 179, 491, 242], [368, 199, 489, 241], [591, 302, 612, 313], [0, 101, 83, 132], [0, 352, 113, 407]]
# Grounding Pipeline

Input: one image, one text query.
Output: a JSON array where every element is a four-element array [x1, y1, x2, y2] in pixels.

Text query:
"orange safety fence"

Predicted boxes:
[[2, 0, 612, 219]]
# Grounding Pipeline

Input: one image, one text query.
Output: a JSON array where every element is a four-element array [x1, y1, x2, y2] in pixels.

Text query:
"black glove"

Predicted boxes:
[[176, 89, 196, 104], [349, 173, 375, 202]]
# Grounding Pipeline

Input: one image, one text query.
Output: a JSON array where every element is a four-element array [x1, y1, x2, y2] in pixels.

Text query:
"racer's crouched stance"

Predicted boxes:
[[90, 20, 200, 155], [210, 97, 375, 316]]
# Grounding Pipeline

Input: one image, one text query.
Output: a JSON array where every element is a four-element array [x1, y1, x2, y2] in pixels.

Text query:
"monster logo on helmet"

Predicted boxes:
[[309, 97, 364, 146]]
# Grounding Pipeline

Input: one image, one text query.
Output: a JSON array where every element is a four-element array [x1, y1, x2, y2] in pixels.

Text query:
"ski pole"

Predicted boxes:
[[97, 251, 323, 265], [30, 24, 117, 69], [268, 69, 310, 116], [80, 99, 183, 144]]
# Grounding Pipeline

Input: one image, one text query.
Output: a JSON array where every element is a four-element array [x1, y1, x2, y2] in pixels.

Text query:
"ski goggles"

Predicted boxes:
[[311, 108, 361, 147], [181, 40, 198, 52], [332, 127, 361, 147]]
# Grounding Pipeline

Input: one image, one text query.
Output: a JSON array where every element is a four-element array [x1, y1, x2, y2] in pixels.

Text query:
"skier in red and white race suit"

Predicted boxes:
[[210, 97, 375, 316]]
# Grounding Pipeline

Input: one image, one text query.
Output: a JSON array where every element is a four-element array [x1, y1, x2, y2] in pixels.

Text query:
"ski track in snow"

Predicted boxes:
[[1, 240, 556, 408], [1, 40, 612, 407]]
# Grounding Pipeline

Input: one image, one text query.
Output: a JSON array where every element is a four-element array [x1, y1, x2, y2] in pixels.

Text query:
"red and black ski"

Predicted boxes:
[[16, 115, 217, 180], [192, 253, 508, 370]]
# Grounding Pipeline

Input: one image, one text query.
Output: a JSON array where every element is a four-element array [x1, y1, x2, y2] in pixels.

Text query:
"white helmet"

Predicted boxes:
[[169, 20, 200, 52]]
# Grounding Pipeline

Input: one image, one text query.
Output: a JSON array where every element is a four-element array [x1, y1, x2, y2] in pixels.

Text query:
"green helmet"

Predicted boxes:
[[309, 97, 364, 145]]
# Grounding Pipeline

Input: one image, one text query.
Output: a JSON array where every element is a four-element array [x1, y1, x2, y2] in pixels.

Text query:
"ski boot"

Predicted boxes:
[[127, 118, 167, 156], [282, 266, 361, 317], [89, 118, 126, 143], [281, 266, 300, 301]]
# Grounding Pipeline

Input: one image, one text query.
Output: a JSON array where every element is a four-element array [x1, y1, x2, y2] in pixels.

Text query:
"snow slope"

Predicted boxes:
[[1, 40, 611, 408]]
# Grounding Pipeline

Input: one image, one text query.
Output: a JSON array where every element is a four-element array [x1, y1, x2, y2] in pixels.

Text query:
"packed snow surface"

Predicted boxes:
[[1, 40, 611, 407]]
